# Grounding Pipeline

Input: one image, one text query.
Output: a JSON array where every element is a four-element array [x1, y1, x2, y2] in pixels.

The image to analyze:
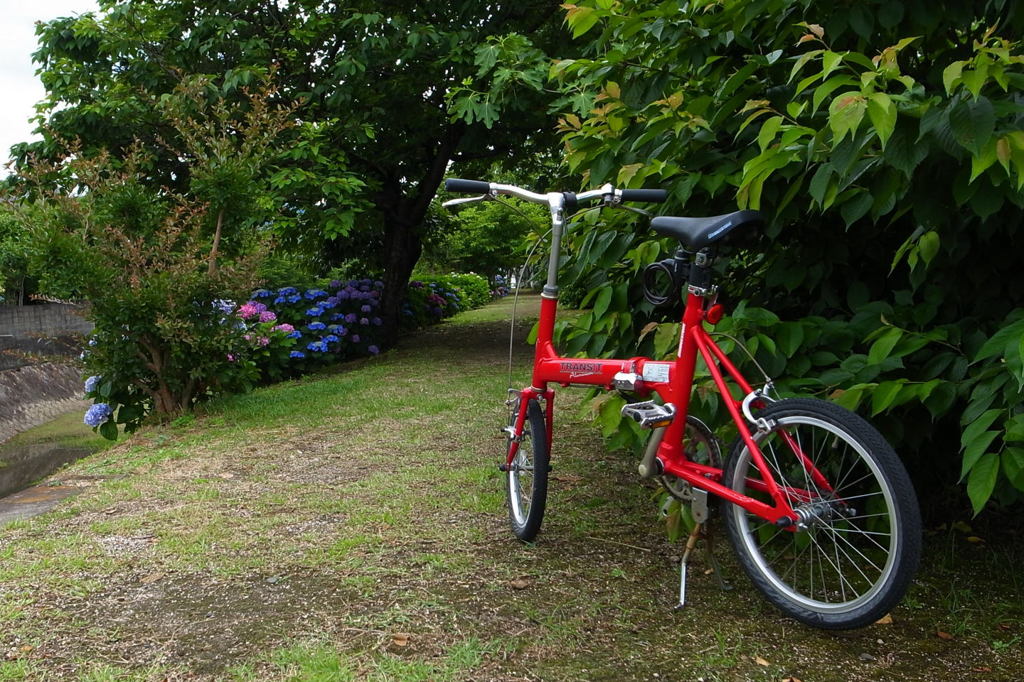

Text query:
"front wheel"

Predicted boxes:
[[506, 398, 549, 541], [722, 398, 921, 629]]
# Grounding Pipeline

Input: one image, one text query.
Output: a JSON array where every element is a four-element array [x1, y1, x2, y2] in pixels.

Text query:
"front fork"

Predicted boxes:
[[505, 387, 555, 466]]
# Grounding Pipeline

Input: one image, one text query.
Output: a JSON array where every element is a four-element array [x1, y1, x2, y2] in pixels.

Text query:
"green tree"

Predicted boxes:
[[552, 0, 1024, 516], [15, 0, 567, 345]]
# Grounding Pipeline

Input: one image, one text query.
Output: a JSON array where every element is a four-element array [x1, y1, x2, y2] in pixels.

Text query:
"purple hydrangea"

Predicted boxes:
[[368, 345, 380, 355], [360, 304, 372, 313], [351, 334, 360, 343], [84, 403, 113, 427], [372, 317, 382, 326], [84, 375, 101, 393], [259, 311, 277, 323]]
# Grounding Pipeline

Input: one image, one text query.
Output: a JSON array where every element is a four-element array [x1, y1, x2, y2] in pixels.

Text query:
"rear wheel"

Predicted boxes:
[[506, 398, 549, 541], [722, 398, 921, 629]]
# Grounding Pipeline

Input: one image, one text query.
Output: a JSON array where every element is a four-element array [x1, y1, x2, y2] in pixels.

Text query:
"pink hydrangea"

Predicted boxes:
[[258, 337, 270, 346], [272, 323, 295, 333]]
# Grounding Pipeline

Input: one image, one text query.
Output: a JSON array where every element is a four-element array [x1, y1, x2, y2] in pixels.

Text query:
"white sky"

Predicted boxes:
[[0, 0, 100, 169]]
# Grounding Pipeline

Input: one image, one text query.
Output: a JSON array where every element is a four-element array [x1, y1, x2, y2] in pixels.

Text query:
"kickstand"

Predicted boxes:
[[674, 522, 731, 610], [675, 522, 702, 609]]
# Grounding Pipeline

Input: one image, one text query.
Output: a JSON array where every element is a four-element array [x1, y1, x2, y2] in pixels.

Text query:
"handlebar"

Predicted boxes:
[[442, 178, 667, 208]]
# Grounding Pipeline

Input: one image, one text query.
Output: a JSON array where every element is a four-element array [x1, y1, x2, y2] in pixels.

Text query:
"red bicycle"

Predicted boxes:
[[443, 178, 921, 630]]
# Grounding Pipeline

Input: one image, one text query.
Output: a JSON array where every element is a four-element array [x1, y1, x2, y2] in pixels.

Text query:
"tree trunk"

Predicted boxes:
[[208, 208, 225, 277], [374, 124, 465, 348]]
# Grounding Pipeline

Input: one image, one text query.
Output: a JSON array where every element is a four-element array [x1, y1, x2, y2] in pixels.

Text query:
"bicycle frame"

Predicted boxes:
[[504, 190, 815, 527]]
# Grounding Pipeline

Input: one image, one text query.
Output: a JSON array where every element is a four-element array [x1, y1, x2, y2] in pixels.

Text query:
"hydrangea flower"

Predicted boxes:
[[368, 345, 380, 355], [253, 289, 273, 298], [308, 321, 326, 331], [84, 375, 101, 393], [360, 317, 369, 326], [344, 313, 357, 324], [351, 334, 360, 343], [329, 279, 342, 289], [258, 337, 270, 346], [84, 403, 113, 427], [213, 299, 236, 315], [274, 295, 287, 305], [273, 323, 295, 333], [290, 350, 306, 359], [307, 341, 328, 352], [306, 308, 323, 317], [259, 311, 277, 323], [372, 317, 382, 326], [337, 290, 351, 300], [304, 289, 328, 300], [279, 287, 298, 296], [360, 304, 372, 313], [324, 334, 339, 343], [287, 330, 303, 339], [287, 294, 301, 304]]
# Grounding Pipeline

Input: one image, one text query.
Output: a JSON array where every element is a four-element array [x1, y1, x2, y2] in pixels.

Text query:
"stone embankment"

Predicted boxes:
[[0, 363, 88, 445]]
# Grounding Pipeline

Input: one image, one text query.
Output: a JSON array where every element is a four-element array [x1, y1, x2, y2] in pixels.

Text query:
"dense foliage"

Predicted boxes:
[[3, 80, 291, 434], [15, 0, 568, 346], [552, 0, 1024, 516]]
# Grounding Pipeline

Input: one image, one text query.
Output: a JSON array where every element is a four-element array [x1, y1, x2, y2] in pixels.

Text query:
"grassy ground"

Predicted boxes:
[[0, 295, 1021, 681]]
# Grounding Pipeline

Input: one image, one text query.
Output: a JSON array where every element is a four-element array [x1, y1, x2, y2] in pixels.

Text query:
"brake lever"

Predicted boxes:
[[442, 194, 491, 209]]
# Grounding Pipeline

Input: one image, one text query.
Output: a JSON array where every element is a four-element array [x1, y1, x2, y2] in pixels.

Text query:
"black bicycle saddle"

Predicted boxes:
[[650, 210, 763, 250]]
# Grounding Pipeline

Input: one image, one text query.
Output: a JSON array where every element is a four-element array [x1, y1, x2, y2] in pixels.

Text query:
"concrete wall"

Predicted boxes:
[[0, 363, 88, 445], [0, 303, 92, 371]]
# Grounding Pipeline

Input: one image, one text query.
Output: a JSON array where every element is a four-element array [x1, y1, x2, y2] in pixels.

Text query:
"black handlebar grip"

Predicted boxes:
[[620, 189, 668, 203], [445, 178, 491, 194]]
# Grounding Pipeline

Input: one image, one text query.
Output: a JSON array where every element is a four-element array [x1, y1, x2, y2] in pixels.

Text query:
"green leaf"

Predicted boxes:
[[949, 96, 995, 155], [592, 285, 612, 320], [967, 452, 999, 516], [962, 431, 1001, 482], [777, 322, 805, 357], [917, 231, 940, 266], [871, 380, 905, 415], [98, 420, 119, 441], [969, 138, 998, 182], [757, 116, 783, 152], [867, 92, 896, 149], [867, 327, 902, 365], [828, 92, 867, 143], [1003, 447, 1024, 491], [565, 6, 600, 39], [942, 61, 966, 94], [974, 318, 1024, 362]]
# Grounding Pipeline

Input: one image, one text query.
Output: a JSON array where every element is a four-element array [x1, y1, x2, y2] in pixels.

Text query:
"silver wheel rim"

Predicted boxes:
[[729, 415, 900, 613], [508, 424, 534, 526]]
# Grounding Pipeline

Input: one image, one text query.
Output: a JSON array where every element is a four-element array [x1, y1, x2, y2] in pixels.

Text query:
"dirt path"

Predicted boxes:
[[0, 296, 1021, 680]]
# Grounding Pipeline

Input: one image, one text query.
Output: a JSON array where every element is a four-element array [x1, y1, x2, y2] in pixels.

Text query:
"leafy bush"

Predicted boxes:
[[551, 1, 1024, 516]]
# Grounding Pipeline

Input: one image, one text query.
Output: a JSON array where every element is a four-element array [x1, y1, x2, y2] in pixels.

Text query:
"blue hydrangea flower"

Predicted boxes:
[[360, 317, 369, 326], [84, 375, 101, 393], [307, 341, 328, 352], [304, 289, 328, 300], [287, 294, 301, 304], [290, 350, 306, 359], [372, 317, 382, 326], [324, 334, 339, 343], [87, 337, 98, 347], [374, 280, 384, 288], [84, 403, 113, 427], [308, 322, 326, 331], [274, 295, 287, 305], [287, 330, 303, 339], [329, 280, 342, 289], [306, 308, 323, 317], [252, 289, 272, 298], [279, 287, 298, 296]]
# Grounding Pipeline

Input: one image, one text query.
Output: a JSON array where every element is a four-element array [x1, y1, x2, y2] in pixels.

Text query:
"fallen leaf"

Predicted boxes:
[[510, 578, 530, 590], [753, 656, 770, 667], [998, 623, 1012, 631], [139, 572, 164, 585], [972, 667, 992, 673], [936, 630, 953, 640], [18, 646, 32, 653], [781, 678, 803, 682], [392, 633, 411, 647], [874, 614, 893, 625], [966, 535, 985, 544]]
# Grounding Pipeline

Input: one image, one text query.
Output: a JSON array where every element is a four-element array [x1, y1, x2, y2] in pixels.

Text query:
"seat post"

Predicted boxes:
[[687, 247, 716, 295]]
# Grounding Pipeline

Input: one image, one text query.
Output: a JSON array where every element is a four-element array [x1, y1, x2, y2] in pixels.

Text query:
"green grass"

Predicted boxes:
[[0, 295, 1021, 680]]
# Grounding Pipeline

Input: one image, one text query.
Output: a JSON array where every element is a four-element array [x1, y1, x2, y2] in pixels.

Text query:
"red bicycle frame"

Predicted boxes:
[[508, 285, 807, 526]]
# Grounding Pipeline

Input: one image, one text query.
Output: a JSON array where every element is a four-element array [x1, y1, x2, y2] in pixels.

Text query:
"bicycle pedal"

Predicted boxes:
[[621, 401, 676, 429]]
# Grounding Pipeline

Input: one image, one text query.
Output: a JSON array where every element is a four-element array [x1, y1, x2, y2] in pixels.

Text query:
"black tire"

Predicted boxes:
[[721, 398, 921, 629], [506, 398, 549, 541]]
